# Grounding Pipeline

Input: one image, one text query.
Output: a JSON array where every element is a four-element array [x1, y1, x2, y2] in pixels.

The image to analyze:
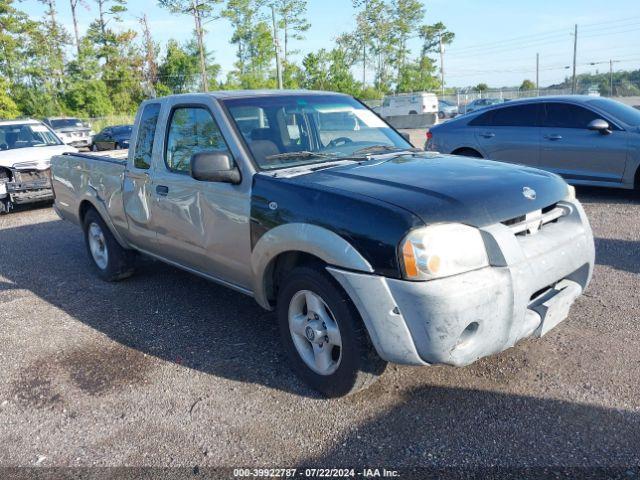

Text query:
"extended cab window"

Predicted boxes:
[[470, 104, 538, 127], [133, 103, 160, 169], [165, 107, 232, 174], [541, 103, 600, 129]]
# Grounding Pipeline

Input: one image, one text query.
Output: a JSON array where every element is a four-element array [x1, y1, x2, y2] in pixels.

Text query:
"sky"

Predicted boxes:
[[19, 0, 640, 89]]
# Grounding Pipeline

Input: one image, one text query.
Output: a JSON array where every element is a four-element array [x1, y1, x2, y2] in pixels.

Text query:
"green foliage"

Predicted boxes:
[[0, 78, 20, 119], [475, 83, 489, 92], [0, 0, 451, 119], [520, 79, 536, 91]]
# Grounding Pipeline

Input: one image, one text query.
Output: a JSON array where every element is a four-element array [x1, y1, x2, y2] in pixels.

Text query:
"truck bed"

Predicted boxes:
[[51, 150, 129, 231]]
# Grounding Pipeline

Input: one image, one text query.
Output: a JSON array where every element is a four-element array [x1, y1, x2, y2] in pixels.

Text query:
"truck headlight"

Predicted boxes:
[[400, 224, 489, 280]]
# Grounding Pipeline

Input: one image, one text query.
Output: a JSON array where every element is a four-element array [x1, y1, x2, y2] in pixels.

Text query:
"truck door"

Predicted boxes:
[[122, 102, 161, 251], [149, 101, 253, 290]]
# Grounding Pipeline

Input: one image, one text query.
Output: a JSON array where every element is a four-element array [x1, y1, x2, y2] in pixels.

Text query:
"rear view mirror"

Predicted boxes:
[[191, 152, 241, 184], [587, 119, 611, 135]]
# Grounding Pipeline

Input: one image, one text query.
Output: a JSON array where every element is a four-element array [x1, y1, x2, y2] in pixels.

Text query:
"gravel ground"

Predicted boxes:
[[0, 188, 639, 471]]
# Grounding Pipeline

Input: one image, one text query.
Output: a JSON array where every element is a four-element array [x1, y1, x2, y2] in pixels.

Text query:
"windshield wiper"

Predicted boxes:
[[351, 145, 421, 155], [265, 151, 338, 161]]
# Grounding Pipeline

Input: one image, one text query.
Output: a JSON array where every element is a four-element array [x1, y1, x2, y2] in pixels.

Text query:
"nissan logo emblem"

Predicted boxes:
[[522, 187, 537, 200]]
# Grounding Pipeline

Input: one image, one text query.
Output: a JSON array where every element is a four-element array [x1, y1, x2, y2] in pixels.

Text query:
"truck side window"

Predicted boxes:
[[165, 107, 231, 174], [133, 103, 160, 169]]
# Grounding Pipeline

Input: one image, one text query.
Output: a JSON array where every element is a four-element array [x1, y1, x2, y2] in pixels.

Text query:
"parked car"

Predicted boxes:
[[91, 125, 133, 151], [438, 99, 459, 119], [0, 119, 76, 213], [43, 117, 93, 149], [463, 98, 507, 114], [51, 91, 594, 397], [380, 92, 439, 117], [426, 96, 640, 190]]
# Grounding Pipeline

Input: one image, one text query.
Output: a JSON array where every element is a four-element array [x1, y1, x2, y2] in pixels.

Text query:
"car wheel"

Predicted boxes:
[[438, 111, 445, 119], [276, 265, 387, 397], [83, 209, 136, 281], [114, 143, 122, 150], [91, 144, 98, 152]]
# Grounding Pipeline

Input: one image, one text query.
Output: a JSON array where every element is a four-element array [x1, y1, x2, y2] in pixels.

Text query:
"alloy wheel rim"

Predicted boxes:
[[288, 290, 342, 376], [88, 222, 108, 270]]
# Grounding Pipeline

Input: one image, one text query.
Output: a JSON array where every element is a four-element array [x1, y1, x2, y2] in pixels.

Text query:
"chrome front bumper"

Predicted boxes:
[[328, 199, 595, 367]]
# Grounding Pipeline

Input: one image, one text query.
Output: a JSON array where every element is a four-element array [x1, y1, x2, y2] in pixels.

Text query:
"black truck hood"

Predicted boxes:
[[295, 153, 570, 227]]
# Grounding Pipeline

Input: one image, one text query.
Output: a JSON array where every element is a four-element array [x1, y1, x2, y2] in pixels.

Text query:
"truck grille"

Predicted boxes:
[[502, 204, 570, 236]]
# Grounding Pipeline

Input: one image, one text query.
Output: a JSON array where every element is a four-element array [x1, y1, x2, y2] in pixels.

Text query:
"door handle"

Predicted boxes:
[[155, 185, 169, 196], [480, 132, 495, 138], [545, 134, 563, 141]]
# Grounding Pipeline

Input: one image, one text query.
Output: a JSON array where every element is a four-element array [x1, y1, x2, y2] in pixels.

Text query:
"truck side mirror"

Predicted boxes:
[[190, 152, 241, 184], [587, 119, 611, 135]]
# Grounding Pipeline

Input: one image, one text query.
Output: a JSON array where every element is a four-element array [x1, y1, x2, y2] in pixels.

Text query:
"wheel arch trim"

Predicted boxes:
[[78, 191, 130, 250], [251, 223, 373, 310]]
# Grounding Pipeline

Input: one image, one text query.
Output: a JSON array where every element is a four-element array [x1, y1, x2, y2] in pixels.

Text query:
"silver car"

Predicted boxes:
[[426, 96, 640, 190]]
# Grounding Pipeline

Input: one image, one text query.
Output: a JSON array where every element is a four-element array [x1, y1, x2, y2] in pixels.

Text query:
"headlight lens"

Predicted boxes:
[[400, 223, 489, 280]]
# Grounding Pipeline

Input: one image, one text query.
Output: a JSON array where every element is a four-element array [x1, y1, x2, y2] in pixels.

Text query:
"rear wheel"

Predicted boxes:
[[91, 144, 98, 152], [276, 265, 387, 397], [83, 209, 135, 281]]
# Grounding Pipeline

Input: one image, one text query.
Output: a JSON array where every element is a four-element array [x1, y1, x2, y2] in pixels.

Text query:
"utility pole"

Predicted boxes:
[[271, 5, 283, 89], [571, 24, 578, 94], [439, 33, 445, 96], [610, 59, 614, 96], [536, 53, 539, 94]]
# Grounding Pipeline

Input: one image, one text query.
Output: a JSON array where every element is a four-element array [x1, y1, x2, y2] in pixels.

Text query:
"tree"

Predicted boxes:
[[272, 0, 309, 63], [224, 0, 275, 88], [158, 0, 223, 92], [520, 79, 536, 90], [391, 0, 423, 70], [157, 39, 200, 93], [475, 83, 489, 92], [419, 22, 454, 91], [69, 0, 87, 57], [138, 14, 160, 96], [0, 78, 20, 118], [93, 0, 127, 53]]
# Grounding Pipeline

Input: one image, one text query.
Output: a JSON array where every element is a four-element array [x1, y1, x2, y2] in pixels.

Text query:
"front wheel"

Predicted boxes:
[[276, 266, 387, 397], [83, 209, 136, 281]]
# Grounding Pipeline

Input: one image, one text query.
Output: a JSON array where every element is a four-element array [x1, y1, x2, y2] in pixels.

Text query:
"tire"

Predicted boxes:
[[454, 148, 483, 158], [276, 265, 387, 397], [82, 209, 135, 281], [438, 111, 445, 119], [91, 144, 98, 152], [114, 143, 122, 150]]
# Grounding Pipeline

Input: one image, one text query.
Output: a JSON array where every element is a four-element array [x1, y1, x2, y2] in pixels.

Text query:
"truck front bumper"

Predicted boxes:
[[328, 199, 595, 367]]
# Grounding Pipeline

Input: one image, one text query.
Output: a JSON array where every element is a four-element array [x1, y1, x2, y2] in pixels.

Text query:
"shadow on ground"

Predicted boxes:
[[299, 385, 640, 469], [595, 237, 640, 274], [0, 218, 315, 396]]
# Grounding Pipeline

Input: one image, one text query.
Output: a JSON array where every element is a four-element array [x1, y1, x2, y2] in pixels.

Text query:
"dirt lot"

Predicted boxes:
[[0, 188, 639, 470]]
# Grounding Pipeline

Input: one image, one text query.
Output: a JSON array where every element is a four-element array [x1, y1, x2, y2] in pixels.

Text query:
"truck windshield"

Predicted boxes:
[[0, 123, 62, 150], [222, 94, 412, 170]]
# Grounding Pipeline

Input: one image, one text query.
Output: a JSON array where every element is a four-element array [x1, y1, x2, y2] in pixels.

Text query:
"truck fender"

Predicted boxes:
[[251, 223, 373, 309], [79, 188, 131, 250]]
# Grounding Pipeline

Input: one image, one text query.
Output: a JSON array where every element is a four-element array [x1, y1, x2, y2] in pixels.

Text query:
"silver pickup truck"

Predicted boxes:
[[52, 91, 595, 397]]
